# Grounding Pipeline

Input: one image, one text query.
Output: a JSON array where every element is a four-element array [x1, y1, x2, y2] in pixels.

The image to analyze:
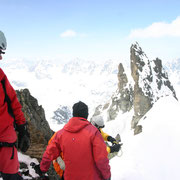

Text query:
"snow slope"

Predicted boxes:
[[1, 95, 179, 180], [104, 96, 180, 180]]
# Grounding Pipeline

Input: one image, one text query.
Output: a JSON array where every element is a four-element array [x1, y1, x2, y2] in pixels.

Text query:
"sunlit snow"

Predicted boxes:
[[0, 58, 180, 180]]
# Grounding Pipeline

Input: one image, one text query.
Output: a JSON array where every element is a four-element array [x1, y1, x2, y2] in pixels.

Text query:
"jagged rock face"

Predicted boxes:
[[130, 42, 177, 134], [117, 63, 133, 113], [130, 43, 153, 132], [107, 63, 133, 120], [107, 88, 133, 121], [108, 92, 123, 120], [94, 42, 177, 135], [153, 58, 177, 100], [118, 63, 128, 90], [16, 89, 54, 160], [93, 63, 133, 121], [92, 103, 111, 120], [16, 89, 59, 179]]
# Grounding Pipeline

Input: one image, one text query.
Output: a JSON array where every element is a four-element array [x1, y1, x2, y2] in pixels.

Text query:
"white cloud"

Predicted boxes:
[[60, 30, 77, 38], [129, 16, 180, 38], [60, 30, 88, 38]]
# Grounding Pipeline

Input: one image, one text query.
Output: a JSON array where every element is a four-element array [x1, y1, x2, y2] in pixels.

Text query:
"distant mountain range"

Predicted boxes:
[[1, 53, 180, 128], [1, 58, 119, 126]]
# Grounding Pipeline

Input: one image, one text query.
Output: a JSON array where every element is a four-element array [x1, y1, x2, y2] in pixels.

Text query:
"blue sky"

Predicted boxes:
[[1, 0, 180, 63]]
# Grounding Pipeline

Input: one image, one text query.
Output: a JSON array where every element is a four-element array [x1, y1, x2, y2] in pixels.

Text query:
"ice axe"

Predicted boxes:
[[114, 134, 123, 157]]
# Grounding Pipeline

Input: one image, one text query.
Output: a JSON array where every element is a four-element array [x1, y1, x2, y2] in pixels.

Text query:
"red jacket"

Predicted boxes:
[[40, 117, 111, 180], [0, 68, 26, 143]]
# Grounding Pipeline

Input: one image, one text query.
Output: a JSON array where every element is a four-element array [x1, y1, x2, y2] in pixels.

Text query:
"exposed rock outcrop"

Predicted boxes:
[[16, 89, 54, 160], [94, 42, 177, 135], [16, 89, 59, 179], [130, 43, 153, 133], [107, 63, 133, 120], [117, 63, 133, 113], [130, 43, 177, 134], [93, 63, 133, 121]]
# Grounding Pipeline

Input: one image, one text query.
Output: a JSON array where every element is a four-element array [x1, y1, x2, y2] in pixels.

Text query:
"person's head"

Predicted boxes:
[[72, 101, 88, 119], [0, 31, 7, 60], [91, 115, 105, 129]]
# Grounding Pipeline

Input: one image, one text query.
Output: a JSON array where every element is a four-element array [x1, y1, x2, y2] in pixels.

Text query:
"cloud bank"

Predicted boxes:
[[129, 16, 180, 38]]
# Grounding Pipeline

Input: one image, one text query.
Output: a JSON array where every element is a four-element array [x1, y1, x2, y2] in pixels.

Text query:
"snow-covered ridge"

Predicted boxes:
[[108, 96, 180, 180]]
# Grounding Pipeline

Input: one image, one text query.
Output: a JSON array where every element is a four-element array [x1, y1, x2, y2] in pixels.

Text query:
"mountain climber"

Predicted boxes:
[[0, 30, 30, 180], [91, 115, 121, 153], [34, 101, 111, 180], [49, 115, 120, 179]]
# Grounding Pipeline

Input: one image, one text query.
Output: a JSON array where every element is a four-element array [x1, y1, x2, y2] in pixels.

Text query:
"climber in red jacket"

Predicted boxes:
[[34, 101, 111, 180], [0, 30, 30, 180]]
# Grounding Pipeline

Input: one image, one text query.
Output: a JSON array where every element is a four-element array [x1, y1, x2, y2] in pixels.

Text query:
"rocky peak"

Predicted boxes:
[[118, 63, 128, 90], [131, 42, 177, 103], [93, 62, 133, 121], [131, 42, 177, 134], [94, 42, 177, 135], [131, 42, 150, 74], [130, 43, 153, 132], [115, 63, 133, 113]]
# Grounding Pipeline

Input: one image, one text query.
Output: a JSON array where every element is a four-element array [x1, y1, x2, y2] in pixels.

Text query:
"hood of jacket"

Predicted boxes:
[[63, 117, 90, 133]]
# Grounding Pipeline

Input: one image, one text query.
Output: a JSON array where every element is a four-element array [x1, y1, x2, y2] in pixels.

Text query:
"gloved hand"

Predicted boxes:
[[107, 136, 117, 144], [16, 123, 30, 152], [110, 144, 121, 153]]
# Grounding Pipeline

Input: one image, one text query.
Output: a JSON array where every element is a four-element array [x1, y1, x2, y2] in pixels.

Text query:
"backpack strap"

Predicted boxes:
[[1, 79, 15, 119], [0, 141, 17, 159], [1, 79, 17, 131], [0, 141, 16, 147]]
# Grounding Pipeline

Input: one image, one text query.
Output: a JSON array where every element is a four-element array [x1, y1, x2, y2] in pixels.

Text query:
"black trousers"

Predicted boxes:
[[1, 172, 23, 180]]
